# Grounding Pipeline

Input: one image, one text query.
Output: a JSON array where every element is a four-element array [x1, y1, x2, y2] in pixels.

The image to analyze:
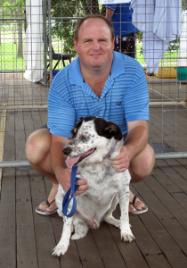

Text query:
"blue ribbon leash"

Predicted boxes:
[[62, 165, 78, 217]]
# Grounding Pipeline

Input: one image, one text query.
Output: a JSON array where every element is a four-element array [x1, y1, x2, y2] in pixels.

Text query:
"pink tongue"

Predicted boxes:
[[65, 156, 81, 169]]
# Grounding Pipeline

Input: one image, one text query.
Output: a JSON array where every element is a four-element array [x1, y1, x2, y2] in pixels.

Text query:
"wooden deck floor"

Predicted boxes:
[[0, 76, 187, 268]]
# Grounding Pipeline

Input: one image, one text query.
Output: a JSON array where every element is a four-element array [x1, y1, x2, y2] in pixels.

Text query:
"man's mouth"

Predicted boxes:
[[65, 148, 96, 169]]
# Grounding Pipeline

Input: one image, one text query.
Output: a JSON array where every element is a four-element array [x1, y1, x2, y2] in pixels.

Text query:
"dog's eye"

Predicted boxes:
[[79, 134, 89, 142]]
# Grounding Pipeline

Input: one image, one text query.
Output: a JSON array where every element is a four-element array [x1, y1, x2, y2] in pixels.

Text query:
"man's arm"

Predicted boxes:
[[105, 7, 114, 20], [50, 135, 70, 190], [112, 120, 149, 172], [124, 120, 148, 160]]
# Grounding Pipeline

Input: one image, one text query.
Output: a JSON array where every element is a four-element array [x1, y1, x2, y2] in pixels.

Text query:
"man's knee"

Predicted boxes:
[[130, 144, 155, 182], [25, 128, 51, 165]]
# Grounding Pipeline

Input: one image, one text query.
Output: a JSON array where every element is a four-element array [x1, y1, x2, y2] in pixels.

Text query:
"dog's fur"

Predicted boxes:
[[53, 116, 135, 256]]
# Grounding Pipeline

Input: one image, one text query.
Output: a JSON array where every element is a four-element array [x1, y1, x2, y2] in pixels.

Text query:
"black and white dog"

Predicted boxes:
[[53, 116, 135, 256]]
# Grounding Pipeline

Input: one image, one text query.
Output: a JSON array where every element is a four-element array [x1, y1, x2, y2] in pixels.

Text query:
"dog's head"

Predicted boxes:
[[64, 117, 123, 168]]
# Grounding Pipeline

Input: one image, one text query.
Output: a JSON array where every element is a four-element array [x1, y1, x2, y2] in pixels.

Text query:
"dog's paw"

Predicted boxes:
[[71, 232, 86, 240], [121, 229, 135, 243], [52, 243, 68, 257], [71, 225, 88, 240]]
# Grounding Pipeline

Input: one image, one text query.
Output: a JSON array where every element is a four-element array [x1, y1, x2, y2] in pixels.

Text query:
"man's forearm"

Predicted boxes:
[[105, 8, 114, 20], [125, 125, 148, 160], [50, 135, 69, 181]]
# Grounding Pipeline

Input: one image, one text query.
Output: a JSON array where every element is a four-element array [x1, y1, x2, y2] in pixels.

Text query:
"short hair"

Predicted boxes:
[[74, 14, 115, 41]]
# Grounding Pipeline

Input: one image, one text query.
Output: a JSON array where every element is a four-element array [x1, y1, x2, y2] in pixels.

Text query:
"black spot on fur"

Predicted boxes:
[[72, 116, 123, 140], [94, 118, 122, 140]]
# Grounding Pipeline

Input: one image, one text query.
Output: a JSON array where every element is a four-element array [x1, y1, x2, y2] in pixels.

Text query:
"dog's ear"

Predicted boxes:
[[104, 124, 122, 140], [94, 118, 123, 140], [71, 127, 78, 137], [71, 118, 84, 137]]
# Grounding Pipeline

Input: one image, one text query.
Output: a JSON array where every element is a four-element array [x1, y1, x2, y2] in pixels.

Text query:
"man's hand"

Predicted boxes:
[[76, 176, 88, 195], [112, 121, 149, 173], [112, 146, 131, 172], [55, 166, 88, 195]]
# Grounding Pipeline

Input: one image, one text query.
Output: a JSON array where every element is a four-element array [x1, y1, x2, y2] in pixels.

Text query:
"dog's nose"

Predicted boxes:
[[63, 146, 72, 156]]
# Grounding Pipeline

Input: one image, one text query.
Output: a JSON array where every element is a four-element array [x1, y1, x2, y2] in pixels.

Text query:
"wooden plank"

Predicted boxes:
[[113, 198, 170, 268], [30, 174, 61, 268], [130, 215, 171, 268], [153, 166, 187, 230], [39, 110, 47, 125], [14, 112, 26, 161], [92, 224, 128, 268], [31, 110, 43, 130], [0, 168, 16, 268], [23, 110, 35, 133], [0, 110, 16, 268], [16, 169, 38, 268], [14, 109, 38, 268], [108, 217, 150, 268], [134, 175, 187, 268], [4, 112, 15, 161]]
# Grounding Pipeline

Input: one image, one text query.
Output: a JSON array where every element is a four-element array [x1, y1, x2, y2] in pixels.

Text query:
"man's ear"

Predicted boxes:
[[74, 39, 79, 53]]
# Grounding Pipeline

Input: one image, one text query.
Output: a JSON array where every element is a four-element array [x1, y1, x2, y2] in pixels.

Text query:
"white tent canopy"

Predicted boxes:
[[178, 10, 187, 66], [24, 0, 44, 83]]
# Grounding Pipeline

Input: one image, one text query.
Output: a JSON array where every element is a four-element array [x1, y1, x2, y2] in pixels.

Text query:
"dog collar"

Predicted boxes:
[[62, 165, 78, 217]]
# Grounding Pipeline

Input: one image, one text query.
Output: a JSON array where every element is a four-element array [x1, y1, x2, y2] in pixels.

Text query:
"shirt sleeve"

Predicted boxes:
[[124, 62, 149, 122], [47, 71, 76, 138]]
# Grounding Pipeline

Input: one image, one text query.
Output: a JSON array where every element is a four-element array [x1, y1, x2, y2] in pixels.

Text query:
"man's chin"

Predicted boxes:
[[90, 61, 105, 69]]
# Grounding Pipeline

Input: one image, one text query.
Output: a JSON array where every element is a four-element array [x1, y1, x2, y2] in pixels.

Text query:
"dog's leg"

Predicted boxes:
[[105, 214, 120, 228], [119, 187, 135, 242], [104, 197, 120, 228], [71, 216, 89, 240], [52, 217, 73, 256], [55, 185, 65, 218]]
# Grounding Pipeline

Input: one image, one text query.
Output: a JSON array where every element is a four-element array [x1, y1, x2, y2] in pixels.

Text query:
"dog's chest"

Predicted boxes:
[[78, 163, 119, 203]]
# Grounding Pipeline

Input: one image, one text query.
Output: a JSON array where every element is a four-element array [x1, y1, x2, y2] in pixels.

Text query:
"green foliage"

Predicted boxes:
[[0, 0, 24, 17], [50, 0, 100, 54], [0, 43, 25, 70]]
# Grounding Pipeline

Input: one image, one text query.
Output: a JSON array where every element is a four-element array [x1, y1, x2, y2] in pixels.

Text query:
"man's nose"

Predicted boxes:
[[92, 41, 101, 49]]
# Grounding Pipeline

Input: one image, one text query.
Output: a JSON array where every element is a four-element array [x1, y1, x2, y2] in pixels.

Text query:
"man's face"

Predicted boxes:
[[74, 18, 114, 70]]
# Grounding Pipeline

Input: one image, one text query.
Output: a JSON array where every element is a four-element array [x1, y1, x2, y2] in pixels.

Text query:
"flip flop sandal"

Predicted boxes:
[[35, 200, 57, 216], [129, 195, 148, 215]]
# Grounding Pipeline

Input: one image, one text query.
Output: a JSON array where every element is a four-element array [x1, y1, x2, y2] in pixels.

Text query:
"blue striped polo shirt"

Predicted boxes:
[[48, 51, 149, 138]]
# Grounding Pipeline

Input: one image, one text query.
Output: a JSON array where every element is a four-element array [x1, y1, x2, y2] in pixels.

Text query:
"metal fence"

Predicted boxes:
[[0, 0, 187, 168]]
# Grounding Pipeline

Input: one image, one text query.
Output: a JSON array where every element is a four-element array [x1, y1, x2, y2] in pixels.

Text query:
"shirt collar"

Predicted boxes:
[[68, 51, 125, 86]]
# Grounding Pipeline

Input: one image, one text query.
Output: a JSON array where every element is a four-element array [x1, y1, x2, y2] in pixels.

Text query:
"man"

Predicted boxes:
[[105, 2, 138, 57], [25, 15, 155, 216]]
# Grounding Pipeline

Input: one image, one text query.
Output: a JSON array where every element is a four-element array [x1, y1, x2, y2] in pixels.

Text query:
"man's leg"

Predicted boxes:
[[130, 144, 155, 182], [129, 144, 155, 214], [25, 128, 58, 214]]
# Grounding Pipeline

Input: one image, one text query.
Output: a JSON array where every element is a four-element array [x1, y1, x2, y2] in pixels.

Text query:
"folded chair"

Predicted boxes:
[[47, 40, 73, 70]]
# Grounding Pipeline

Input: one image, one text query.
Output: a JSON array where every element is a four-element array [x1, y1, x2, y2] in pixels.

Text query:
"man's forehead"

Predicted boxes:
[[80, 18, 110, 32]]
